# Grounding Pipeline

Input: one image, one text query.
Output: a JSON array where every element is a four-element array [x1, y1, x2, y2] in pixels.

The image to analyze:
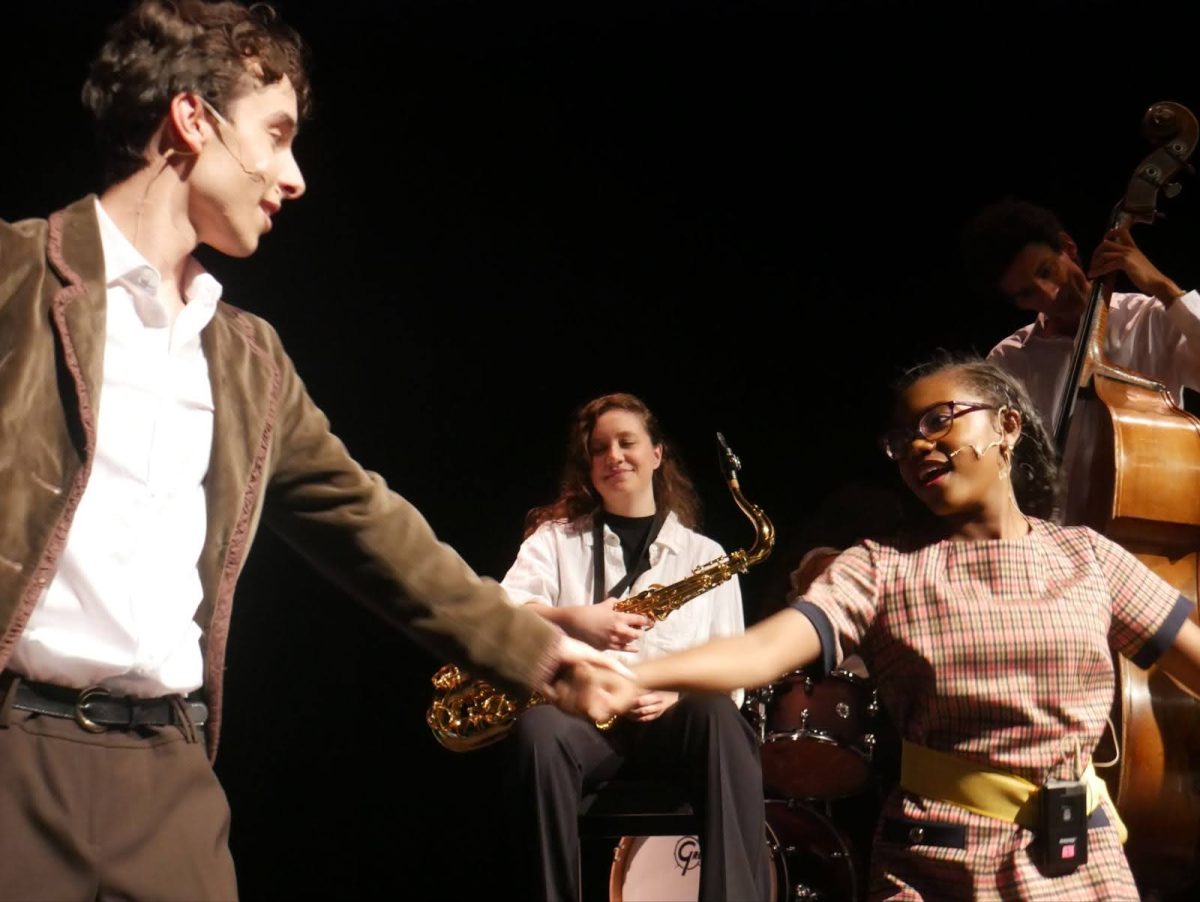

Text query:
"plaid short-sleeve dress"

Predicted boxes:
[[793, 519, 1192, 901]]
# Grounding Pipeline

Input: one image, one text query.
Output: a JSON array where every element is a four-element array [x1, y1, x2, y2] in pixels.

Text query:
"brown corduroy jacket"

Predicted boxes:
[[0, 196, 560, 758]]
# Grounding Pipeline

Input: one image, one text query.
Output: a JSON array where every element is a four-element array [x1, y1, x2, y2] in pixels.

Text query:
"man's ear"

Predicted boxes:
[[1059, 230, 1080, 265], [165, 92, 209, 157]]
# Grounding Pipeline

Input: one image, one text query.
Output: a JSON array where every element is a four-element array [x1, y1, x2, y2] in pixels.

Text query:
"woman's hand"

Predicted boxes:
[[561, 599, 654, 651], [544, 640, 642, 723], [625, 690, 679, 723]]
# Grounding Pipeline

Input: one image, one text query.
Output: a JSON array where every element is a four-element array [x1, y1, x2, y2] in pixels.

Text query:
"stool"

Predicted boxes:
[[578, 779, 700, 902]]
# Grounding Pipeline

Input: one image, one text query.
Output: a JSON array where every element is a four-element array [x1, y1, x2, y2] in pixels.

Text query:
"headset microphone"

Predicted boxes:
[[947, 439, 1003, 461], [199, 98, 267, 185], [215, 135, 267, 185]]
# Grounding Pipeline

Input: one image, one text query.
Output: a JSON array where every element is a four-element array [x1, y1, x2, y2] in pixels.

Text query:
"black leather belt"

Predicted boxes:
[[2, 674, 207, 733]]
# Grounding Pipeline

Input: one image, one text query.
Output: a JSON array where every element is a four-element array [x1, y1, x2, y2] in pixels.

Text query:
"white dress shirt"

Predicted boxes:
[[501, 511, 745, 702], [989, 290, 1200, 518], [9, 200, 220, 697], [989, 290, 1200, 436]]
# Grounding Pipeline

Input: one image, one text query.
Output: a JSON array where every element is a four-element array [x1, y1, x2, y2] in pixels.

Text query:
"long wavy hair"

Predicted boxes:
[[895, 355, 1062, 521], [524, 393, 701, 536]]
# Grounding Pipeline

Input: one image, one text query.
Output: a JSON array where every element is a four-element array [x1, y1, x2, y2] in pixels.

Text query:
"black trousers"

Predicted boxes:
[[503, 694, 770, 902]]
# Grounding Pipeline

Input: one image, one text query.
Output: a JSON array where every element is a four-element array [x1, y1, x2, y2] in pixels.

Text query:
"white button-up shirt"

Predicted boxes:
[[501, 511, 745, 701], [990, 289, 1200, 518], [10, 200, 220, 697], [989, 290, 1200, 436]]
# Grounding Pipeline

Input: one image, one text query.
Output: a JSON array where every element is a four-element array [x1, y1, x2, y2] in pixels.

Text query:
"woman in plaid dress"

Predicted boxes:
[[628, 358, 1200, 900]]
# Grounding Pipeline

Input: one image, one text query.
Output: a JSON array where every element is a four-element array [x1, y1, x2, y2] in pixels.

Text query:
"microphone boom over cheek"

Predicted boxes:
[[947, 439, 1004, 460]]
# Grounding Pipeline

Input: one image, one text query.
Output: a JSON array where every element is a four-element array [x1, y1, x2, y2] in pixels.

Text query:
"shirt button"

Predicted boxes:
[[908, 826, 924, 844]]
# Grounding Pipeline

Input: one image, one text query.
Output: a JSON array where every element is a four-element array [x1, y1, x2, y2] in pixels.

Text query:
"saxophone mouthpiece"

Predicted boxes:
[[716, 431, 742, 479]]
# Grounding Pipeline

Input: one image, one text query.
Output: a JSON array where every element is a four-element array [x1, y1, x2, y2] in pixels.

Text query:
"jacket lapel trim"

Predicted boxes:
[[0, 204, 104, 671], [200, 305, 282, 760]]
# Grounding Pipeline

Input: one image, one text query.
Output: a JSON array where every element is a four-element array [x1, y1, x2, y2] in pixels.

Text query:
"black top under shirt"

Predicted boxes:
[[592, 510, 667, 603], [605, 512, 658, 574]]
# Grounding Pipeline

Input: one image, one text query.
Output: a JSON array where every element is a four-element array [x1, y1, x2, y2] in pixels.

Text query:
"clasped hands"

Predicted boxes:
[[540, 635, 663, 724]]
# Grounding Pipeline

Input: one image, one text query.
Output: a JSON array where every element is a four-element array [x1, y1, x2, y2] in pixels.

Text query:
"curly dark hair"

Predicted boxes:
[[961, 198, 1067, 303], [82, 0, 311, 185], [524, 393, 701, 536], [895, 354, 1062, 521]]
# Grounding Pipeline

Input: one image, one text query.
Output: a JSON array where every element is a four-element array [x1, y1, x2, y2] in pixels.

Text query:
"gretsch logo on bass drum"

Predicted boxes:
[[673, 835, 701, 875]]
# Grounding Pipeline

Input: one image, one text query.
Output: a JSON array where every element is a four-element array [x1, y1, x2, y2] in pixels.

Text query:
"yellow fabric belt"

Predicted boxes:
[[900, 739, 1127, 843]]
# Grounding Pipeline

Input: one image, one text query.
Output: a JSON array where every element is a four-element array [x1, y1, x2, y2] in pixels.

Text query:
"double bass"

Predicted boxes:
[[1054, 101, 1200, 895]]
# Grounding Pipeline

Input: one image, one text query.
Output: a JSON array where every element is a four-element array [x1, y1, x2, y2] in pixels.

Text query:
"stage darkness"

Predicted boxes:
[[3, 1, 1198, 897]]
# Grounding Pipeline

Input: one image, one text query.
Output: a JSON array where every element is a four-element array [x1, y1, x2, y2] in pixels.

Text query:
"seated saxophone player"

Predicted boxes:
[[498, 393, 770, 902]]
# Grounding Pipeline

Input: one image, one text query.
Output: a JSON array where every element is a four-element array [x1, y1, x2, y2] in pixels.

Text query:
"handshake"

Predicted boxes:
[[541, 636, 646, 723]]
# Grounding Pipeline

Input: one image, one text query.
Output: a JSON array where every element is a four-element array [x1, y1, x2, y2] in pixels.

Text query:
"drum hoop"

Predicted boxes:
[[762, 729, 871, 753], [772, 668, 872, 686]]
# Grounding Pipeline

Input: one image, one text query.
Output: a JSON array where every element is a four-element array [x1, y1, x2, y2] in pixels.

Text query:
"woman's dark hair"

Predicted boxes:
[[525, 393, 701, 536], [82, 0, 311, 184], [895, 354, 1062, 521]]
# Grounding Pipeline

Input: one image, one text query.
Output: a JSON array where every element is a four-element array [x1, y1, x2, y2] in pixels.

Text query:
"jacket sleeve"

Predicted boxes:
[[259, 338, 562, 692]]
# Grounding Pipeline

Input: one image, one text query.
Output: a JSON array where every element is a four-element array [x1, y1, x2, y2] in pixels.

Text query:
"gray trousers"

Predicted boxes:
[[0, 679, 237, 902]]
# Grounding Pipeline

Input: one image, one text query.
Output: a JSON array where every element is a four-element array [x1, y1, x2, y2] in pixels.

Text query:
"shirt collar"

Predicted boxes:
[[583, 509, 684, 554], [1025, 311, 1079, 343], [94, 198, 223, 328]]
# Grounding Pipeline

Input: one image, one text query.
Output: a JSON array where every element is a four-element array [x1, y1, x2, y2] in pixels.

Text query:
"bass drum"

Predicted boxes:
[[608, 801, 859, 901]]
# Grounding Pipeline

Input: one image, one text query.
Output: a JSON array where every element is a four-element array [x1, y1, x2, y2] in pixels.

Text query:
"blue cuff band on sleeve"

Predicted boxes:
[[1132, 594, 1193, 669], [789, 600, 836, 676]]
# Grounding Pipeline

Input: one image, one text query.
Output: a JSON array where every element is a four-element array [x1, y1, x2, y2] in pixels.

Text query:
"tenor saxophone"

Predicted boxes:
[[426, 432, 774, 752]]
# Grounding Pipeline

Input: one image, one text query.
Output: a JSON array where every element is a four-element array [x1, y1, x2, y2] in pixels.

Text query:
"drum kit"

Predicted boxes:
[[606, 655, 895, 902]]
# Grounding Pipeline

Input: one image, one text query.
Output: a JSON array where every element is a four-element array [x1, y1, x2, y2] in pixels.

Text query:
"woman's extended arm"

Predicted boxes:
[[633, 607, 823, 695]]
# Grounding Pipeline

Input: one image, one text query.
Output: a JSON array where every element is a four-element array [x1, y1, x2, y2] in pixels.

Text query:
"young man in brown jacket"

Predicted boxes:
[[0, 2, 629, 897]]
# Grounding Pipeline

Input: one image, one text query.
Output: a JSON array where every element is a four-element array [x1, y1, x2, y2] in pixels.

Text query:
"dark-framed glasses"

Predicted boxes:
[[880, 401, 998, 461]]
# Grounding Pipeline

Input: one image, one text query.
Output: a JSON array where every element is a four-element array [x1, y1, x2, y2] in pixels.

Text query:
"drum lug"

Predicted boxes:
[[863, 732, 876, 758], [867, 691, 879, 717]]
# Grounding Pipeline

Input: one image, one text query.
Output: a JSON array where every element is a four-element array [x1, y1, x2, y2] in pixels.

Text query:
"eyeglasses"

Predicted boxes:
[[879, 401, 998, 461]]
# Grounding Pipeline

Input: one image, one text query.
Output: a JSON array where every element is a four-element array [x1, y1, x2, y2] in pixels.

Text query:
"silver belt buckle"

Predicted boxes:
[[73, 686, 111, 733]]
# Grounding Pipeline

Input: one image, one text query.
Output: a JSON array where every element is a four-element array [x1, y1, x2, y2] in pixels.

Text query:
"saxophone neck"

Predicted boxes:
[[716, 432, 774, 567], [726, 474, 775, 568]]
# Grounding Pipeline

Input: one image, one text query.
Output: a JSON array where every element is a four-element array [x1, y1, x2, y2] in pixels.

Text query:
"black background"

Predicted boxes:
[[4, 1, 1200, 897]]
